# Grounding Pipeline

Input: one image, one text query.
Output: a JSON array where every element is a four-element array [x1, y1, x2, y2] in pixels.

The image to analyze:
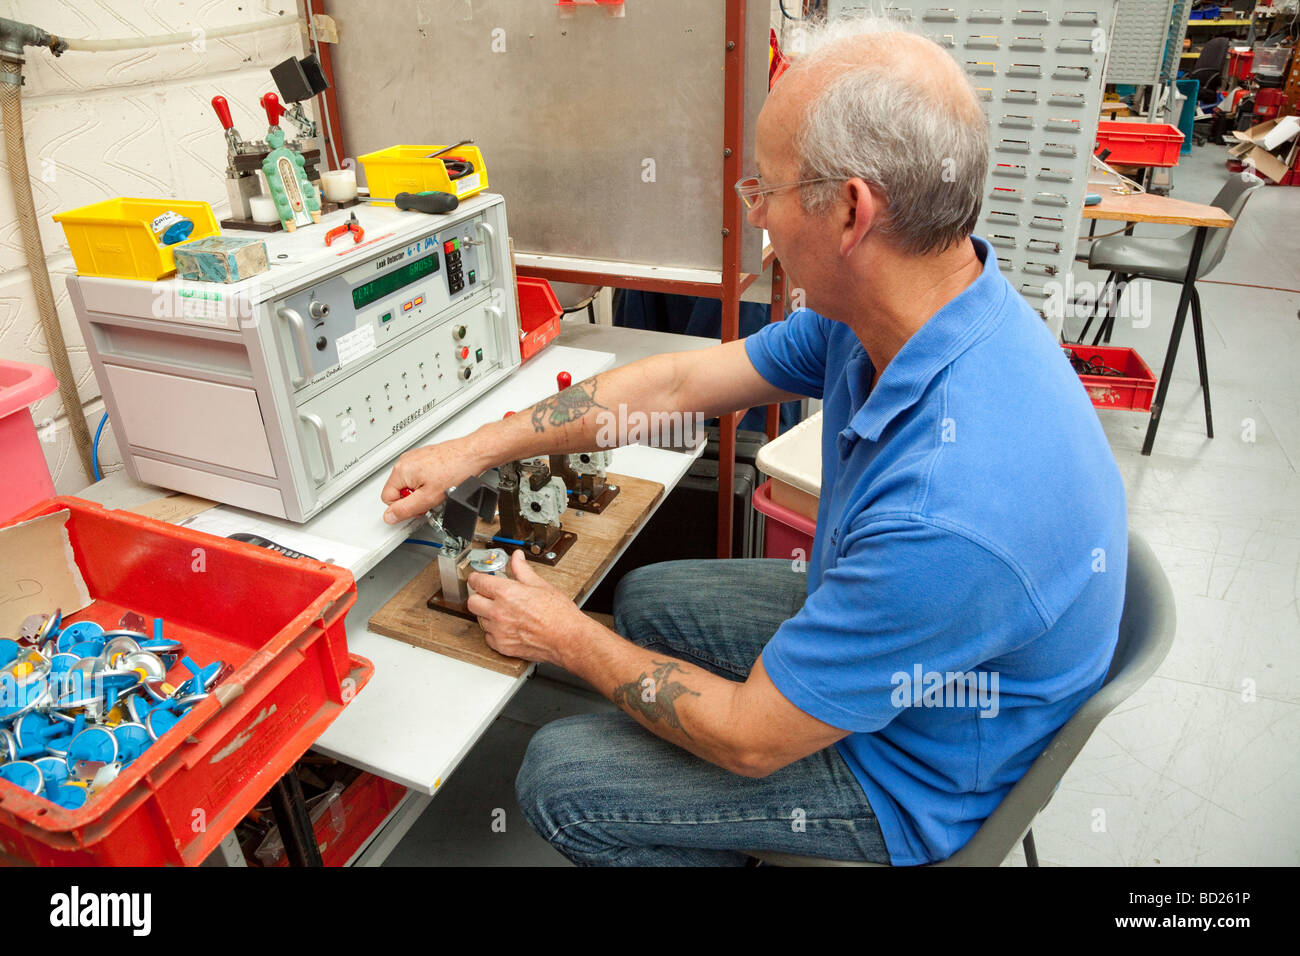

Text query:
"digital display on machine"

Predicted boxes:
[[351, 254, 439, 309]]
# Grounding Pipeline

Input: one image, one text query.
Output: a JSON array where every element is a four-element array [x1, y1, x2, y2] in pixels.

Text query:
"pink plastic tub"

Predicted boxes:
[[754, 478, 817, 561], [0, 359, 58, 523]]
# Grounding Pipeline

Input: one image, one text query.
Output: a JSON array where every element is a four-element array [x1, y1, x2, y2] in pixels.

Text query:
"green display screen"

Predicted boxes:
[[352, 253, 439, 309]]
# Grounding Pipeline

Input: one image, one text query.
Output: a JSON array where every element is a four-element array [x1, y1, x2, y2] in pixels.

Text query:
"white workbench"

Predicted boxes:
[[81, 324, 717, 865]]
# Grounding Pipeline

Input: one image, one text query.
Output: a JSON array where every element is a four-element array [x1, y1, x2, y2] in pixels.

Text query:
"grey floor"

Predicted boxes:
[[384, 142, 1300, 867]]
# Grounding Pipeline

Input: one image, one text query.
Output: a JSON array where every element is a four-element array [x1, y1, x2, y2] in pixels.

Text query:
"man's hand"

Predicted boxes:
[[466, 550, 589, 667], [380, 438, 484, 524]]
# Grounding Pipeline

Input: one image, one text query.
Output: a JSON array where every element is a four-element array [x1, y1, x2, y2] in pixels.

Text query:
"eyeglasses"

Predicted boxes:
[[734, 175, 838, 210]]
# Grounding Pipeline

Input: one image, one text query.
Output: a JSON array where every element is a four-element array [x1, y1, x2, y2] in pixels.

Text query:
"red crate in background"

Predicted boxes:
[[1095, 121, 1185, 167], [260, 771, 407, 867], [0, 497, 371, 866], [517, 277, 563, 361], [1063, 344, 1157, 412]]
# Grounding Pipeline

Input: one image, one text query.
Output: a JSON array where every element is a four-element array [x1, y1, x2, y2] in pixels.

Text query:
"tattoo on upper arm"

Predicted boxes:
[[611, 660, 701, 738], [530, 376, 608, 433]]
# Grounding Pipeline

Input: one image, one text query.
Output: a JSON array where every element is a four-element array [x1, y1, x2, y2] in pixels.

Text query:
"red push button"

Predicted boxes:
[[403, 301, 413, 311], [459, 346, 470, 360], [444, 240, 456, 254]]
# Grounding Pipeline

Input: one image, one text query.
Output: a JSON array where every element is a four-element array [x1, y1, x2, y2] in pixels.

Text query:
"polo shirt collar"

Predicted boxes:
[[846, 235, 1007, 442]]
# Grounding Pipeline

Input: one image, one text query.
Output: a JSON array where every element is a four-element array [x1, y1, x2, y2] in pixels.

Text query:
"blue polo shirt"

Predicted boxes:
[[746, 236, 1126, 866]]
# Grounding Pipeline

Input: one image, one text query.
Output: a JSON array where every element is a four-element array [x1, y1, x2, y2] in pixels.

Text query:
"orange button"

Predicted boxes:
[[414, 296, 424, 307], [403, 301, 413, 311]]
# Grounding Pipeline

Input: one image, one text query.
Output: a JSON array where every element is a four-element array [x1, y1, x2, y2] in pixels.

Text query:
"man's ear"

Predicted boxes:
[[840, 177, 877, 258]]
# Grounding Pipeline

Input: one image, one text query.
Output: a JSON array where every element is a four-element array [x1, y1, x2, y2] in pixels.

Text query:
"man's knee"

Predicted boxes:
[[515, 715, 612, 838], [612, 560, 694, 643]]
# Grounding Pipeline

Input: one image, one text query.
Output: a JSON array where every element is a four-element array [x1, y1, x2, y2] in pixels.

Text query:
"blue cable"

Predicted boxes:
[[407, 534, 528, 548], [92, 412, 108, 481]]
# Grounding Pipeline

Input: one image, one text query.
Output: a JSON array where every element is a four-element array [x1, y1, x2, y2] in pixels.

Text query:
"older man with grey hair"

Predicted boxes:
[[381, 17, 1127, 866]]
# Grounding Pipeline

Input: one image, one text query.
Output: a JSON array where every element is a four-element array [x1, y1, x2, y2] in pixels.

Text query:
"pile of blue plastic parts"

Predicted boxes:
[[0, 609, 226, 810]]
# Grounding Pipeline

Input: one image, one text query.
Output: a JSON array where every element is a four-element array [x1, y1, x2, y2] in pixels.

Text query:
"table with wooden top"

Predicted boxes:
[[1079, 192, 1235, 455]]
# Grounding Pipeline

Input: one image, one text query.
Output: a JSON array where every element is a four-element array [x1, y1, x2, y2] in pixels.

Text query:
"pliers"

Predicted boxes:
[[325, 211, 363, 246]]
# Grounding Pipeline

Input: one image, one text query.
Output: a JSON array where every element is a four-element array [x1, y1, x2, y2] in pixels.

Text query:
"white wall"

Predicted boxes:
[[0, 0, 308, 492]]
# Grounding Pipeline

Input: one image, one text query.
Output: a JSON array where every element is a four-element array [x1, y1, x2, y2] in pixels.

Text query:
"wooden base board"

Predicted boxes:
[[369, 472, 663, 676]]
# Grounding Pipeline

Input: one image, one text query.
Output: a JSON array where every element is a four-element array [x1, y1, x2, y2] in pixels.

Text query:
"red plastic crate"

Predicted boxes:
[[517, 277, 563, 361], [1062, 344, 1156, 412], [0, 497, 371, 866], [265, 771, 407, 866], [753, 479, 816, 561], [1095, 121, 1185, 167]]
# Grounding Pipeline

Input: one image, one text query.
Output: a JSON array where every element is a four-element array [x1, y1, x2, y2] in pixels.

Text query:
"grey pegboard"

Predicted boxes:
[[1161, 0, 1194, 84], [825, 2, 1119, 330], [1105, 0, 1178, 86]]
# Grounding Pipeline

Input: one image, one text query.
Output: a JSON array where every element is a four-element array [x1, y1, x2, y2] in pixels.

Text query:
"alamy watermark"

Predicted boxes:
[[594, 404, 706, 449], [890, 664, 1000, 718]]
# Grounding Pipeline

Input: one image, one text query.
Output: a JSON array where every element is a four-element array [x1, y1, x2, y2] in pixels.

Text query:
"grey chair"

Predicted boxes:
[[1074, 175, 1262, 452], [749, 529, 1176, 867]]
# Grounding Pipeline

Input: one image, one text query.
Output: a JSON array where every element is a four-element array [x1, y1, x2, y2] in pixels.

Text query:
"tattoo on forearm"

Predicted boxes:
[[611, 660, 701, 739], [530, 375, 608, 433]]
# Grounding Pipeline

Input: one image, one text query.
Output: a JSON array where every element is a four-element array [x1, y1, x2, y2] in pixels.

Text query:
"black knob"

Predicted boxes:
[[316, 337, 327, 350]]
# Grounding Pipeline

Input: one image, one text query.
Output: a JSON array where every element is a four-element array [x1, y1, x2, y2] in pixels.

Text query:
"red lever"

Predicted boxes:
[[399, 488, 413, 498], [260, 91, 285, 126], [211, 95, 233, 130], [503, 411, 516, 419], [557, 371, 572, 390]]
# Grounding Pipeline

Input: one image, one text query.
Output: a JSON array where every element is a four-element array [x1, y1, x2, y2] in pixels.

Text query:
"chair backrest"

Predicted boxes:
[[1188, 67, 1221, 101], [940, 529, 1176, 866], [1196, 175, 1265, 277], [1193, 35, 1230, 74]]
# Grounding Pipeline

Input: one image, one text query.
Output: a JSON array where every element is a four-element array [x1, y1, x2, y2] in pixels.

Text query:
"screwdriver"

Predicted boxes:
[[394, 191, 459, 214]]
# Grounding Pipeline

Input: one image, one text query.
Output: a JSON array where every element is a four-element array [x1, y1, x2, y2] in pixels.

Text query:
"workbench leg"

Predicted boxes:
[[1075, 271, 1114, 345], [1091, 274, 1128, 348], [1141, 227, 1208, 456], [1189, 287, 1213, 439], [268, 770, 323, 867]]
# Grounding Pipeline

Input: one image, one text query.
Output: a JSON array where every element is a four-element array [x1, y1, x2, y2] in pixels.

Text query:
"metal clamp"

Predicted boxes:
[[299, 413, 335, 485], [276, 306, 314, 389]]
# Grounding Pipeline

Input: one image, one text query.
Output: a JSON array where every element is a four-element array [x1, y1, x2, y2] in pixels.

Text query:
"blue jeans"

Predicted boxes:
[[515, 559, 891, 866]]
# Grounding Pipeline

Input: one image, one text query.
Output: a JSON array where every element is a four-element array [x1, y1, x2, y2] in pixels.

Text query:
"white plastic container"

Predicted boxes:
[[755, 410, 822, 522]]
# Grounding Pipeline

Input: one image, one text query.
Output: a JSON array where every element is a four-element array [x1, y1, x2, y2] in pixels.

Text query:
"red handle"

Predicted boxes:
[[557, 371, 572, 390], [211, 95, 233, 130], [503, 411, 516, 419], [260, 91, 285, 126]]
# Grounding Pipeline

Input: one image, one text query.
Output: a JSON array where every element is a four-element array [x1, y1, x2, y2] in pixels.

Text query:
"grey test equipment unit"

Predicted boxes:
[[67, 194, 522, 522]]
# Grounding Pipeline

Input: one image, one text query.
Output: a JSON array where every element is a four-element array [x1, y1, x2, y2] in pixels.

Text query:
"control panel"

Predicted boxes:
[[66, 194, 522, 522]]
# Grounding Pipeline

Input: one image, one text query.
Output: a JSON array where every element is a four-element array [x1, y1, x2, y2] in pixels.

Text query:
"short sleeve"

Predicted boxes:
[[760, 517, 1048, 732], [744, 308, 832, 400]]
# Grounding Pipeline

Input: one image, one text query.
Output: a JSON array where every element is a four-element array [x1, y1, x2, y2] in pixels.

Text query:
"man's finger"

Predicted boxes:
[[467, 570, 512, 600], [380, 468, 405, 504], [466, 592, 493, 619], [383, 485, 430, 524], [509, 548, 544, 585]]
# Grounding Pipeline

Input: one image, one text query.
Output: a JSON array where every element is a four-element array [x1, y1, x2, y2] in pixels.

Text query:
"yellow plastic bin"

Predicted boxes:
[[52, 198, 220, 281], [357, 144, 489, 205]]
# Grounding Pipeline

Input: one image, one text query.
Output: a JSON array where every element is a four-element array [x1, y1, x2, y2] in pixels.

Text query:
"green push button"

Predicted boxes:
[[381, 312, 392, 323]]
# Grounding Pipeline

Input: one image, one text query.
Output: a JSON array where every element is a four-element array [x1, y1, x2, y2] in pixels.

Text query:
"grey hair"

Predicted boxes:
[[793, 14, 988, 255]]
